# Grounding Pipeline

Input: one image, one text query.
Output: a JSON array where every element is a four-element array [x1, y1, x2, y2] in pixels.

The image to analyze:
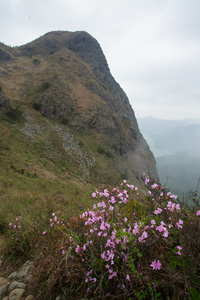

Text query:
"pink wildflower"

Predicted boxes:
[[117, 193, 123, 198], [163, 229, 169, 238], [101, 252, 106, 260], [154, 208, 162, 215], [177, 245, 182, 255], [105, 222, 110, 228], [126, 274, 130, 281], [151, 183, 159, 189], [100, 222, 106, 231], [150, 260, 161, 270], [138, 231, 148, 243], [101, 201, 107, 208], [129, 185, 134, 189], [75, 245, 80, 253], [176, 219, 183, 229], [82, 244, 87, 251], [196, 211, 200, 216], [110, 196, 116, 204], [109, 272, 117, 279]]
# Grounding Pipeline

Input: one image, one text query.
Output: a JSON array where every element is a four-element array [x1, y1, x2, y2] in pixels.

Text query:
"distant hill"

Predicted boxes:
[[157, 152, 200, 196], [138, 117, 200, 157], [138, 116, 200, 138], [138, 117, 200, 198]]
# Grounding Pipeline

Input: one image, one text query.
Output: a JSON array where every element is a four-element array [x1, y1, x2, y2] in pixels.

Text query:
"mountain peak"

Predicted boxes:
[[0, 31, 158, 183]]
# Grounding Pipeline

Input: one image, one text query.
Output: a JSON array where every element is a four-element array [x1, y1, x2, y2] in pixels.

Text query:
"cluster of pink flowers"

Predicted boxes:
[[166, 201, 180, 212], [63, 178, 194, 296], [6, 173, 200, 299], [49, 213, 65, 228], [7, 174, 200, 299], [9, 216, 21, 230], [156, 221, 169, 238]]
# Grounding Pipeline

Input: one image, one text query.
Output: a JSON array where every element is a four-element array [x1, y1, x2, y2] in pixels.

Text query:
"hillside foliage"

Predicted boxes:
[[1, 177, 200, 300]]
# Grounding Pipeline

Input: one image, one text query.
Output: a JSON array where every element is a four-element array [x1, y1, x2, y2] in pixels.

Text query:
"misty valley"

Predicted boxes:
[[138, 116, 200, 204]]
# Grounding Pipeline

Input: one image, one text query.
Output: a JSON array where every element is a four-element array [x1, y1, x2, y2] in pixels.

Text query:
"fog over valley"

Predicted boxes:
[[138, 117, 200, 199]]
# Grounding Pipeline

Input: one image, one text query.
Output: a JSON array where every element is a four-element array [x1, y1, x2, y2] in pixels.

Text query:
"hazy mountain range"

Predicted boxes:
[[138, 117, 200, 198]]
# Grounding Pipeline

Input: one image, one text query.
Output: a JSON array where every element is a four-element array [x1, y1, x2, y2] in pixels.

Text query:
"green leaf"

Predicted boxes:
[[189, 273, 200, 286], [60, 247, 74, 265], [88, 244, 96, 259], [71, 232, 80, 243], [104, 273, 109, 285], [171, 260, 177, 270], [189, 287, 200, 300]]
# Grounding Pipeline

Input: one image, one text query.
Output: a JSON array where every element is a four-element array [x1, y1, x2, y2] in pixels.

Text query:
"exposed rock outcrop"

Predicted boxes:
[[0, 43, 13, 62], [0, 87, 13, 114], [0, 261, 35, 300]]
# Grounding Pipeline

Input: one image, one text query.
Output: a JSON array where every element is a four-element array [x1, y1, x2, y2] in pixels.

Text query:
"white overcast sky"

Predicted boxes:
[[0, 0, 200, 120]]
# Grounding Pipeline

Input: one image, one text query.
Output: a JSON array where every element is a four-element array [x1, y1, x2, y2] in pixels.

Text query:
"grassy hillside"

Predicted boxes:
[[0, 109, 132, 223]]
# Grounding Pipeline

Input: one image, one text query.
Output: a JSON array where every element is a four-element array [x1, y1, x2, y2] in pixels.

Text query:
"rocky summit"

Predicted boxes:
[[0, 31, 158, 187]]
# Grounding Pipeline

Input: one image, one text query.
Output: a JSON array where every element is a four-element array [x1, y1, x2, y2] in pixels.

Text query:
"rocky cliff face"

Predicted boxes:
[[0, 87, 13, 113], [0, 31, 158, 183]]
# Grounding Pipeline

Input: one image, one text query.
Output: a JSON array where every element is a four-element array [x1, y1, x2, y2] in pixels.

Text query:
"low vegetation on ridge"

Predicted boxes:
[[1, 176, 200, 300]]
